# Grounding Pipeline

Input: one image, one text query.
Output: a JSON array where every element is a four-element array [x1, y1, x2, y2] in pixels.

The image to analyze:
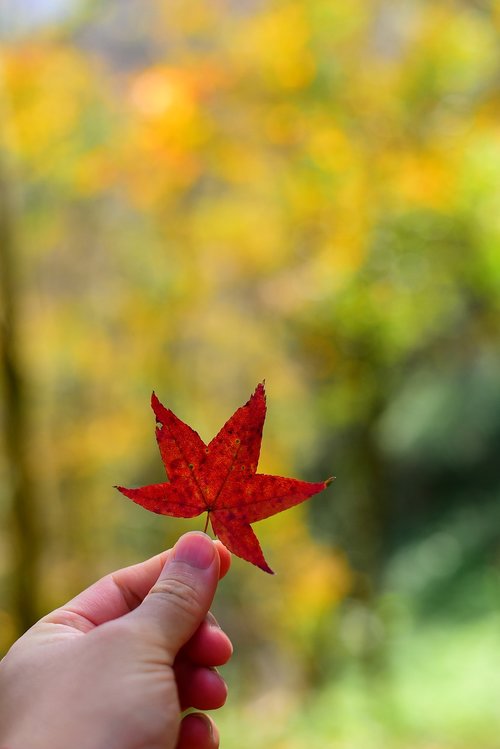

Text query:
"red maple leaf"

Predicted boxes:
[[116, 383, 333, 573]]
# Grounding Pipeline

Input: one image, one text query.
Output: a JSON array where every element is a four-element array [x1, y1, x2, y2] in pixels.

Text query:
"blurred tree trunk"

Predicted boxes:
[[0, 111, 40, 635]]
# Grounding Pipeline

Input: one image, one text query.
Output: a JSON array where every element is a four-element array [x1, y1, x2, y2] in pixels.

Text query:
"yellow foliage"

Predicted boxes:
[[130, 66, 197, 123], [3, 43, 102, 164], [307, 125, 355, 174], [236, 3, 316, 90], [249, 507, 352, 649]]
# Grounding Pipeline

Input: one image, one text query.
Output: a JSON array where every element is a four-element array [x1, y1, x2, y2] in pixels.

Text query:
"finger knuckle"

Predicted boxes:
[[152, 575, 201, 620]]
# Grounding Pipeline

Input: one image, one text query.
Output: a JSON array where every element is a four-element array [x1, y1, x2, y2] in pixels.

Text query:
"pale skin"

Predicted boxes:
[[0, 532, 233, 749]]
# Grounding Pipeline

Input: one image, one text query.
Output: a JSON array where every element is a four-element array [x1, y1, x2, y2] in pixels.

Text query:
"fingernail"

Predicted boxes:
[[172, 532, 216, 569], [191, 713, 214, 740], [206, 612, 221, 629]]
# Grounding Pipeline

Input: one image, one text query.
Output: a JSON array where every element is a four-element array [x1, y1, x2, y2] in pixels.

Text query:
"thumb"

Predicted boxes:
[[130, 532, 220, 662]]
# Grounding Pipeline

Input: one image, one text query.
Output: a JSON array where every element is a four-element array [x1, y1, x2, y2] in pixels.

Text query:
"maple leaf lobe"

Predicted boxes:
[[116, 382, 332, 573]]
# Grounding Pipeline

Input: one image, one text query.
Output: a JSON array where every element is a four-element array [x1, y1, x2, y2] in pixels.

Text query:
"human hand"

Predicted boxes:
[[0, 532, 232, 749]]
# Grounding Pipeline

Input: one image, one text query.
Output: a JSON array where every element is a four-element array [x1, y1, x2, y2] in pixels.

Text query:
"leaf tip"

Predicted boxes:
[[257, 560, 274, 574], [151, 391, 167, 428], [325, 476, 336, 487], [256, 380, 266, 395], [258, 555, 274, 574], [251, 381, 267, 410]]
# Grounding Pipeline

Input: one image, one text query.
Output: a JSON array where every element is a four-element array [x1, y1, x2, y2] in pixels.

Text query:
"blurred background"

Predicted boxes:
[[1, 0, 500, 746]]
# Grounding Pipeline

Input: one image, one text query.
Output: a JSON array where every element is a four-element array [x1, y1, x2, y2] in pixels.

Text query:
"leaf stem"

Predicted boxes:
[[203, 512, 209, 534]]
